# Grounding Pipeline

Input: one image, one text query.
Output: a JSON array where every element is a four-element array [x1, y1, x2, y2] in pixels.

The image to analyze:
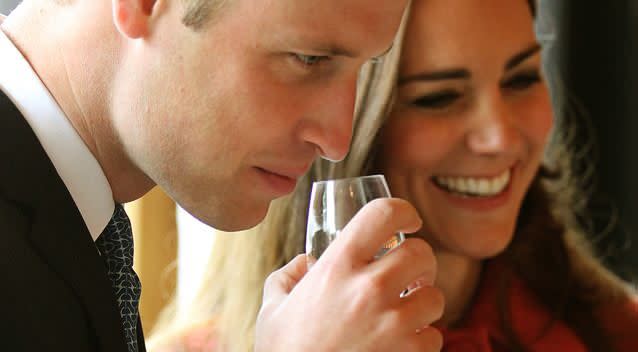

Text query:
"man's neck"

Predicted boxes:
[[1, 1, 155, 203]]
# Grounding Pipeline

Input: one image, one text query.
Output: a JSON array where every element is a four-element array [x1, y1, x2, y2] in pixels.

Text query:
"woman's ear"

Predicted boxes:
[[112, 0, 157, 39]]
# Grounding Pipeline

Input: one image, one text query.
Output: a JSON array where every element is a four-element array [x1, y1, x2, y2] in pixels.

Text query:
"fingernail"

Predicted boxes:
[[408, 278, 426, 291]]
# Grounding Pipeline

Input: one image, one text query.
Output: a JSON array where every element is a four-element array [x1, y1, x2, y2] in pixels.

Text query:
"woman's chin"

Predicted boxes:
[[441, 228, 516, 260]]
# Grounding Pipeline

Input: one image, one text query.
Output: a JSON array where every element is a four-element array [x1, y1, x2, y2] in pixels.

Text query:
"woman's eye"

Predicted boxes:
[[502, 71, 541, 90], [410, 91, 461, 109], [292, 54, 328, 67]]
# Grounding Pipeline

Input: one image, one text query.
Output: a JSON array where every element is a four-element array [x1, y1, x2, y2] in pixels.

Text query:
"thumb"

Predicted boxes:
[[262, 254, 308, 305]]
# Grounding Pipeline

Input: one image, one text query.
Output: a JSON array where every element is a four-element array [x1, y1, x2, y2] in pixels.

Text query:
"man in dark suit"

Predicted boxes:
[[0, 0, 445, 351]]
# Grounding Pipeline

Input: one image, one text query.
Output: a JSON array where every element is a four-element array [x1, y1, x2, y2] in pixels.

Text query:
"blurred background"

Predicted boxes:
[[0, 1, 14, 14], [1, 0, 637, 336]]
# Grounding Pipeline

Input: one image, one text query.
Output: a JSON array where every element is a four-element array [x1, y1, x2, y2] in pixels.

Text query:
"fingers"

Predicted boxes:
[[391, 327, 443, 352], [325, 198, 422, 266], [400, 286, 445, 332], [370, 300, 443, 352], [366, 237, 437, 298], [396, 325, 443, 352], [415, 326, 444, 352], [262, 254, 308, 305]]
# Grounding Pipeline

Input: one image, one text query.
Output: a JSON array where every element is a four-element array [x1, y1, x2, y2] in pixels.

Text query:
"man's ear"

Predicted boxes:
[[112, 0, 157, 39]]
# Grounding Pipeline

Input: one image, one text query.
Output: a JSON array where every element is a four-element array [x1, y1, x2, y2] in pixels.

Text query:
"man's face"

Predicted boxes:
[[110, 0, 407, 230]]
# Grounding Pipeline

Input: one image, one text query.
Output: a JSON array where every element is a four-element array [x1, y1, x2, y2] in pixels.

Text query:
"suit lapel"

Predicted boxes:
[[0, 92, 129, 351]]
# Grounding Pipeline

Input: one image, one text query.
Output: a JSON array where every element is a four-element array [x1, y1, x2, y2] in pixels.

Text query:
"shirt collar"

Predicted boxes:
[[0, 27, 114, 241]]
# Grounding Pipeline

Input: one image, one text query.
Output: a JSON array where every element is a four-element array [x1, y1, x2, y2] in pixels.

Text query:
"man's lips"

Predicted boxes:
[[257, 164, 310, 180], [258, 168, 295, 181], [254, 165, 310, 195]]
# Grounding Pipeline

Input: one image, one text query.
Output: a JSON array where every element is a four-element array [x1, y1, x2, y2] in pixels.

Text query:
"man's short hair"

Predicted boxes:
[[51, 0, 227, 29], [182, 0, 230, 30]]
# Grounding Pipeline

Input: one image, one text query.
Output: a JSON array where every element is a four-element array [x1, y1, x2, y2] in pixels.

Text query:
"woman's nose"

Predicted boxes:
[[466, 96, 521, 156]]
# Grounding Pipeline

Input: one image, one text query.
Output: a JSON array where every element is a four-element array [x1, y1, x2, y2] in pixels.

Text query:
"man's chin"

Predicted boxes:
[[193, 204, 269, 232], [216, 216, 265, 232]]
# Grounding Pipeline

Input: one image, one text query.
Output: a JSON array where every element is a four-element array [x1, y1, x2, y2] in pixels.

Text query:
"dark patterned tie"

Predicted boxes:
[[96, 204, 142, 352]]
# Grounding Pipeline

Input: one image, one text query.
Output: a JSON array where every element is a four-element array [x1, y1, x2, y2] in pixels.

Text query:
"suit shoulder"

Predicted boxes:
[[0, 196, 30, 236]]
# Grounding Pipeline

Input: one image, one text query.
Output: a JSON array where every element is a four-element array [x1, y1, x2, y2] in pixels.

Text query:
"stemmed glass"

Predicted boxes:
[[305, 175, 405, 268]]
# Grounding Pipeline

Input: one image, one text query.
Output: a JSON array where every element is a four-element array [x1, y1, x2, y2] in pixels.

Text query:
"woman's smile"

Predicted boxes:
[[432, 167, 512, 198]]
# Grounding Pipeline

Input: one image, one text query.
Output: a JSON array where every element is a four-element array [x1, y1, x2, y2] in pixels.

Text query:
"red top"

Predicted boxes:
[[440, 261, 638, 352]]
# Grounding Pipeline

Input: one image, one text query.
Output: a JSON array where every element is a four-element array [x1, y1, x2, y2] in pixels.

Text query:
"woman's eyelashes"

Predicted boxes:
[[410, 90, 461, 109], [409, 70, 542, 110], [501, 70, 541, 91]]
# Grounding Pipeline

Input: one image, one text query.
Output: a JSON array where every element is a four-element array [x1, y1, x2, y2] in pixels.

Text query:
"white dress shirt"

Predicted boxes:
[[0, 28, 114, 241]]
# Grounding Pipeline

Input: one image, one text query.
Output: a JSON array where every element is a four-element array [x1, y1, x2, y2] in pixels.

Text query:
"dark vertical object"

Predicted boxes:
[[556, 0, 638, 279], [628, 0, 638, 277]]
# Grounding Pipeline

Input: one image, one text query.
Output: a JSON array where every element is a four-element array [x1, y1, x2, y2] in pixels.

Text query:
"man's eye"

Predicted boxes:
[[292, 54, 328, 67]]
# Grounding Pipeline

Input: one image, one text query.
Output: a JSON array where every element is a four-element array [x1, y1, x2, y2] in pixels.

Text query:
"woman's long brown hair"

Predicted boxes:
[[494, 3, 633, 351]]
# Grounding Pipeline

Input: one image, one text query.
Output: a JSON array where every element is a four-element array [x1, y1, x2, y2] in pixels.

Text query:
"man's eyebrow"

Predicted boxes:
[[311, 45, 356, 58], [399, 69, 470, 85], [505, 43, 541, 71], [306, 43, 394, 61]]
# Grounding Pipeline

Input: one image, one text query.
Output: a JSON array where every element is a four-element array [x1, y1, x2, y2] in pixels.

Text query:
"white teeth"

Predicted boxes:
[[478, 179, 490, 194], [434, 169, 511, 197], [458, 179, 468, 192], [467, 178, 477, 192]]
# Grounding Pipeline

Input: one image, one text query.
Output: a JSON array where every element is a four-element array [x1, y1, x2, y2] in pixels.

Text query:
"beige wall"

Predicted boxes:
[[128, 187, 178, 334]]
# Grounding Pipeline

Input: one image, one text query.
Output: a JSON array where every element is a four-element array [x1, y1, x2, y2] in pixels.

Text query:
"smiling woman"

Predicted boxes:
[[378, 0, 553, 263], [148, 1, 638, 351], [371, 1, 638, 349]]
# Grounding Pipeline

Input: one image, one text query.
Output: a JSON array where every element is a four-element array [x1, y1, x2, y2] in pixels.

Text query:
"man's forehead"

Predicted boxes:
[[255, 0, 405, 58]]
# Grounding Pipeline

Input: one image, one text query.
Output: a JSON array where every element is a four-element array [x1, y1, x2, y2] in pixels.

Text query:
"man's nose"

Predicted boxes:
[[300, 76, 357, 162]]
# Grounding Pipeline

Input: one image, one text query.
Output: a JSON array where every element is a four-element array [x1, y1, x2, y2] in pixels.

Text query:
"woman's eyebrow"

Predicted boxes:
[[398, 68, 470, 86], [398, 43, 541, 86], [505, 43, 541, 71]]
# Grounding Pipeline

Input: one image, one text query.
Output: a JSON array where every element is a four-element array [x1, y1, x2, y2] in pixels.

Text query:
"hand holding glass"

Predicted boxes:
[[305, 175, 405, 267]]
